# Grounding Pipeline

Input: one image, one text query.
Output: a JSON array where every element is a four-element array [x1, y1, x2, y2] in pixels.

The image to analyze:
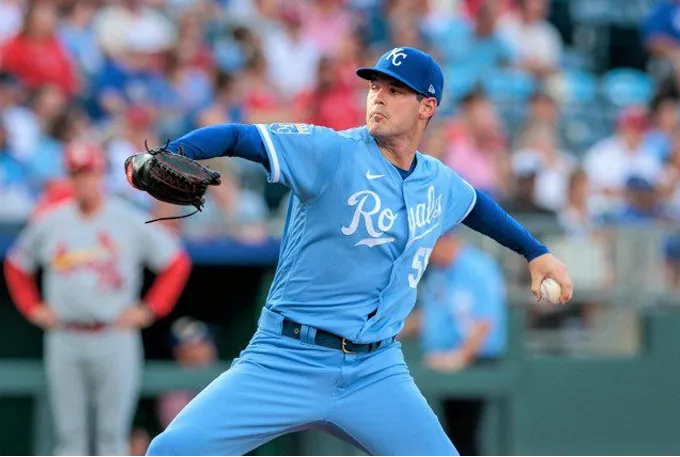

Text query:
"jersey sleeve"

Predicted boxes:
[[121, 202, 183, 271], [139, 223, 183, 272], [254, 123, 342, 202], [442, 169, 477, 232], [6, 218, 48, 273]]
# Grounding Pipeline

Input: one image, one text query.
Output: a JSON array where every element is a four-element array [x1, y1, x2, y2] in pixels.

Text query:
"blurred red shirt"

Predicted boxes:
[[295, 81, 363, 131], [0, 35, 78, 96]]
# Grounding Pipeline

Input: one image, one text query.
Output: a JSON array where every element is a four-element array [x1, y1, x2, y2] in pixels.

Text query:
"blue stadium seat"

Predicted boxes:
[[482, 69, 537, 103], [495, 100, 527, 134], [601, 68, 655, 107], [561, 47, 596, 72], [569, 0, 615, 25], [443, 67, 478, 103], [550, 69, 599, 105], [559, 103, 611, 154]]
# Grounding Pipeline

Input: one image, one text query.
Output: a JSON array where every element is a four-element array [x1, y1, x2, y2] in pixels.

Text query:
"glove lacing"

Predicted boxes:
[[143, 140, 204, 224]]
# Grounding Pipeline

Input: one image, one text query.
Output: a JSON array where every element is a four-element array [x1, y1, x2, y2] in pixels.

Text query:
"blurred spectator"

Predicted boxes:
[[502, 152, 557, 219], [663, 231, 680, 290], [0, 0, 25, 44], [0, 0, 79, 96], [172, 9, 215, 73], [26, 103, 93, 192], [221, 0, 283, 31], [660, 128, 680, 212], [498, 0, 562, 78], [262, 3, 321, 99], [294, 57, 364, 130], [558, 167, 596, 236], [105, 104, 158, 207], [443, 88, 509, 197], [6, 84, 69, 171], [155, 51, 212, 139], [158, 318, 218, 427], [387, 8, 425, 49], [89, 40, 169, 120], [183, 166, 269, 244], [94, 0, 177, 58], [303, 0, 357, 56], [583, 107, 663, 212], [240, 51, 290, 124], [196, 70, 245, 127], [0, 122, 34, 222], [512, 123, 577, 211], [58, 2, 104, 81], [0, 72, 41, 162], [641, 0, 680, 79], [643, 94, 679, 162], [129, 317, 219, 455], [430, 1, 512, 92], [459, 0, 516, 22], [334, 28, 372, 91], [421, 122, 449, 160], [599, 174, 677, 225], [515, 87, 559, 146], [402, 230, 507, 456]]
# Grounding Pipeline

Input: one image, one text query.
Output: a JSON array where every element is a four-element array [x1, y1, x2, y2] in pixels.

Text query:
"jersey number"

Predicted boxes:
[[408, 247, 433, 289]]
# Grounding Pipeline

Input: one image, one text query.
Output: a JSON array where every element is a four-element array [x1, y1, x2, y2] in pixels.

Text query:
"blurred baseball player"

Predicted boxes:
[[404, 229, 508, 455], [3, 141, 191, 455], [127, 46, 573, 455]]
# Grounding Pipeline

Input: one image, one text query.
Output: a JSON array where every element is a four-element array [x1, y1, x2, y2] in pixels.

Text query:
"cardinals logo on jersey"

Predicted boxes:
[[51, 232, 124, 290]]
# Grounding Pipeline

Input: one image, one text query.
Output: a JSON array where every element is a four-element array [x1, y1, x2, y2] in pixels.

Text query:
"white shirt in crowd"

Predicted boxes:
[[94, 4, 177, 56], [513, 148, 578, 211], [0, 0, 23, 44], [583, 136, 663, 208], [498, 16, 563, 68], [262, 27, 321, 98]]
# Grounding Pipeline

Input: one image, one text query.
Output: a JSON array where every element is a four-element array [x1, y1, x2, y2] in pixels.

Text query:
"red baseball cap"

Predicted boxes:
[[617, 106, 649, 131], [64, 141, 107, 173]]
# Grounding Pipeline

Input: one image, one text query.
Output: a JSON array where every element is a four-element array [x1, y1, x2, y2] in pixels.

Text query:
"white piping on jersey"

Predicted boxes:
[[458, 179, 478, 224], [256, 124, 281, 183]]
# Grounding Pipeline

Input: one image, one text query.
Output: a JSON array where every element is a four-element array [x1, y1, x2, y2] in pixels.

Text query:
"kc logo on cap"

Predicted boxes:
[[385, 47, 408, 66]]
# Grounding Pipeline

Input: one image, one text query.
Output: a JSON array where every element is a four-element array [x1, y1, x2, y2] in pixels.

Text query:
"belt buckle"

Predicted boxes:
[[341, 338, 355, 354]]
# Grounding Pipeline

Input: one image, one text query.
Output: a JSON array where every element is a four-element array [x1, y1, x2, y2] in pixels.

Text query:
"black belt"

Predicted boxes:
[[62, 321, 110, 332], [281, 318, 392, 354]]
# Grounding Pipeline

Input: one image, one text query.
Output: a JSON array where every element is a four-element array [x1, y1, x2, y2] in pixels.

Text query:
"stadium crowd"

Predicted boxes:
[[0, 0, 679, 244]]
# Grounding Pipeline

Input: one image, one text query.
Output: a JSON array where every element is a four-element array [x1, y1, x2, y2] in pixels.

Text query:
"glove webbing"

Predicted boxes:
[[143, 140, 205, 224]]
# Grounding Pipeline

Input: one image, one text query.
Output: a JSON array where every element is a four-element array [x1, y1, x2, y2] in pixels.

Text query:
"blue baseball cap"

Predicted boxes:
[[356, 47, 444, 105], [170, 317, 213, 348]]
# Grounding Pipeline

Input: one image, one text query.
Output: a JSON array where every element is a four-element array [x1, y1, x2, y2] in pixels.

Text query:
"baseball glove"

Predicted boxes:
[[125, 141, 221, 223]]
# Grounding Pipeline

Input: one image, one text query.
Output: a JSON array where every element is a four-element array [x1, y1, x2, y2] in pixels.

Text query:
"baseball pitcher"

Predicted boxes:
[[125, 47, 573, 455]]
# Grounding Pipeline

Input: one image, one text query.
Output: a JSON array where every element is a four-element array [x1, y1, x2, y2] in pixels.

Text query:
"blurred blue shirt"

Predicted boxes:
[[642, 1, 680, 43], [430, 19, 512, 89], [418, 245, 507, 357]]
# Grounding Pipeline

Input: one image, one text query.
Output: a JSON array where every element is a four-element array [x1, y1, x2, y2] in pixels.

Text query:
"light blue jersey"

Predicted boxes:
[[255, 123, 476, 343], [418, 245, 507, 357]]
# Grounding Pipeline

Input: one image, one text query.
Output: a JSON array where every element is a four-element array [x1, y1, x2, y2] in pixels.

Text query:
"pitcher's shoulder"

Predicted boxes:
[[336, 125, 373, 143], [417, 153, 456, 175]]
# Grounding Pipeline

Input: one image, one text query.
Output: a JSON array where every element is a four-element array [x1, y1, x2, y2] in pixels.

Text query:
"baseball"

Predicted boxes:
[[540, 278, 562, 304]]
